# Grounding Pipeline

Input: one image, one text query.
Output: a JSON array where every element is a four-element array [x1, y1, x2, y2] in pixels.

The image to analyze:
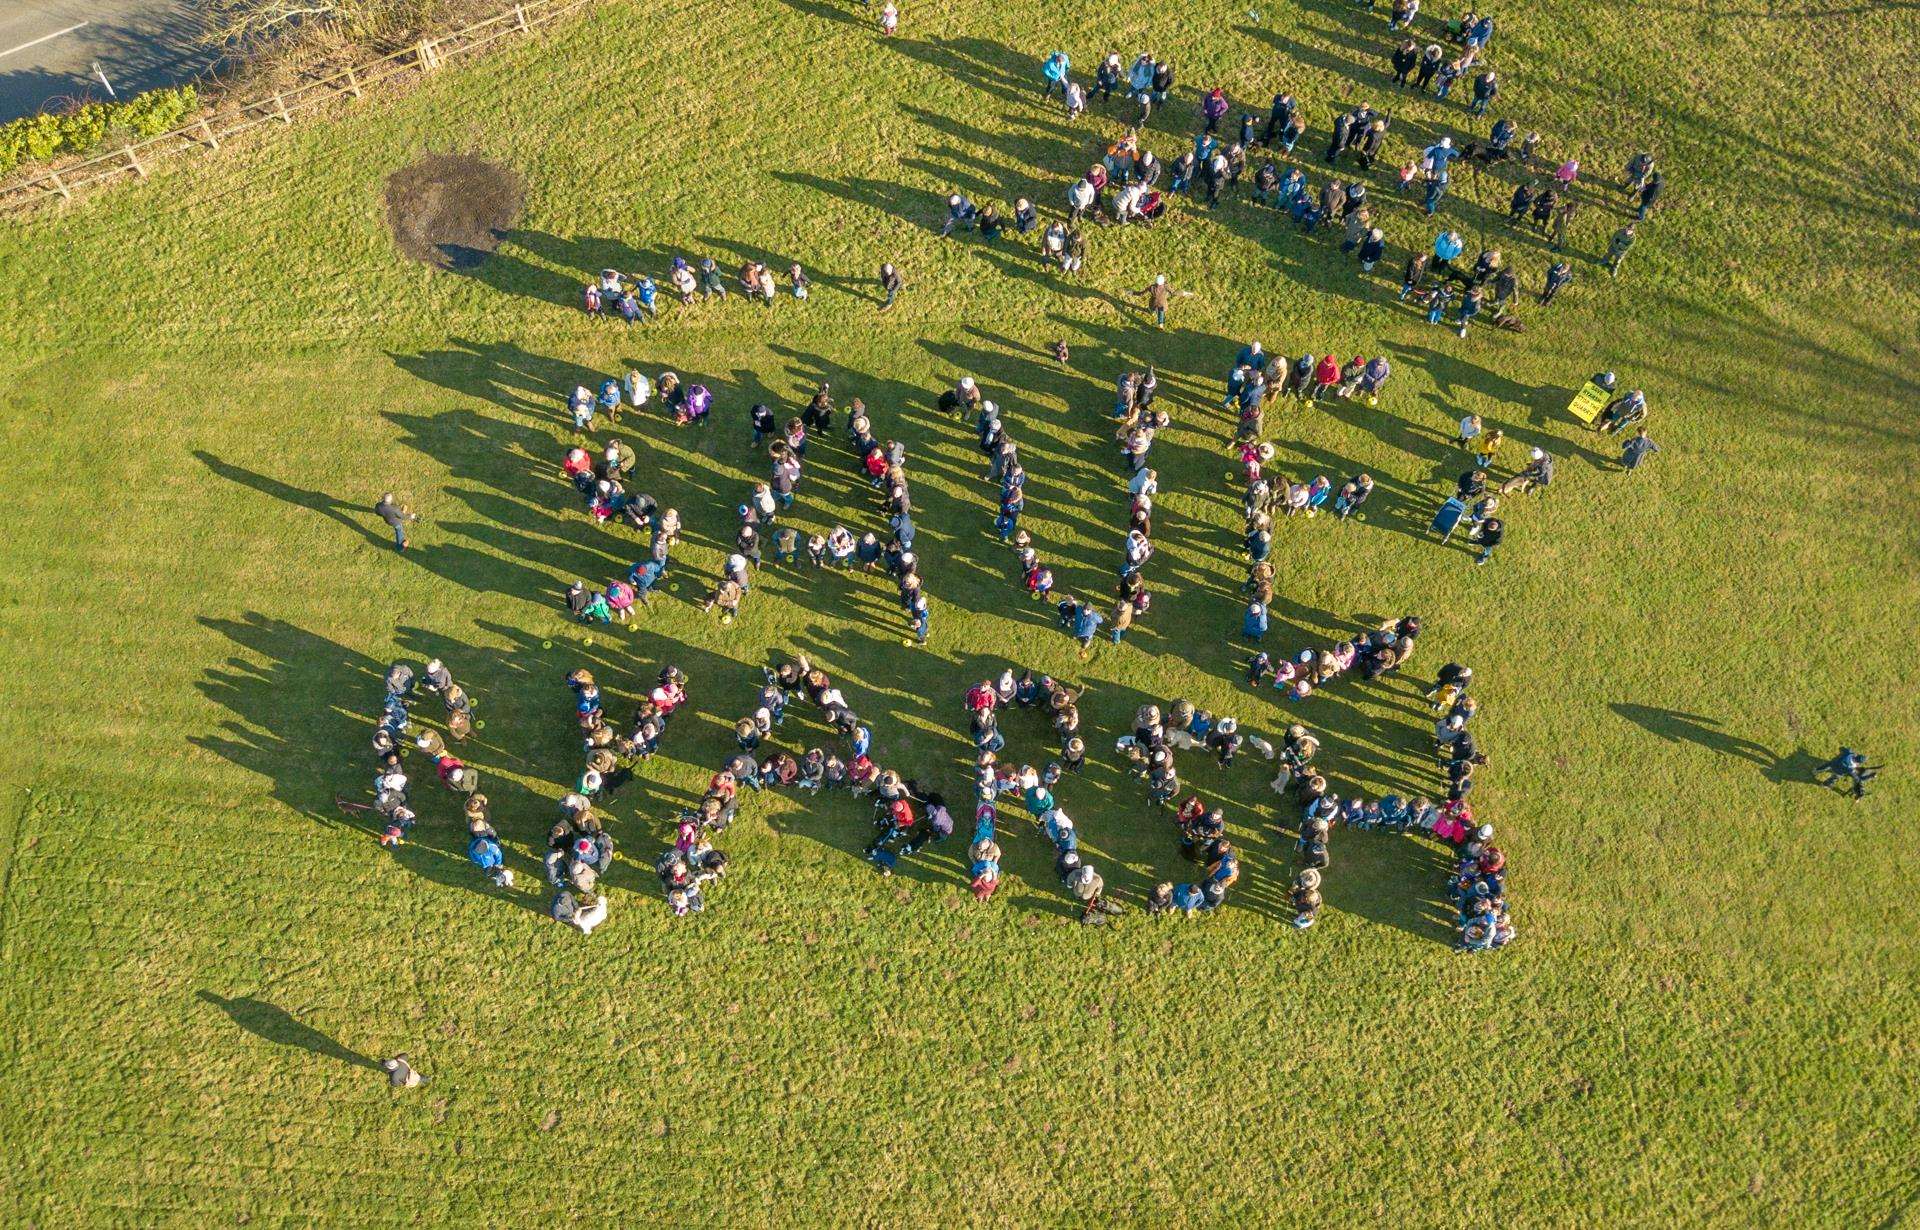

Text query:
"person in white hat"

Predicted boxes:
[[1137, 274, 1194, 327]]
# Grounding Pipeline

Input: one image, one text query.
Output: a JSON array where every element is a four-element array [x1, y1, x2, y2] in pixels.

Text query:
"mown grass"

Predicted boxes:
[[1, 0, 1918, 1222]]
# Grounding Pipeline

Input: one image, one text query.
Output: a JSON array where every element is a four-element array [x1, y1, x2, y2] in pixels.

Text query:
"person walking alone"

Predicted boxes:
[[375, 493, 416, 553], [1620, 428, 1659, 472]]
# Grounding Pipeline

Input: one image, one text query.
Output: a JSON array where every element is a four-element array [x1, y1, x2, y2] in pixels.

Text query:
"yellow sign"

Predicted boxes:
[[1568, 381, 1610, 425]]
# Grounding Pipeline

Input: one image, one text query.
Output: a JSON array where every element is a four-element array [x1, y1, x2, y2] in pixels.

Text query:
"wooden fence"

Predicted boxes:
[[0, 0, 596, 216]]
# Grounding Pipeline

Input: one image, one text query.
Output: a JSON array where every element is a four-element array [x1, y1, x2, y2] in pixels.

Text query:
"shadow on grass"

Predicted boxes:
[[1609, 702, 1822, 786], [195, 992, 379, 1069]]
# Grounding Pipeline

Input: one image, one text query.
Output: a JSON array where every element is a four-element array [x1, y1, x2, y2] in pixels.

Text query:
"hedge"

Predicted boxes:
[[0, 85, 199, 178]]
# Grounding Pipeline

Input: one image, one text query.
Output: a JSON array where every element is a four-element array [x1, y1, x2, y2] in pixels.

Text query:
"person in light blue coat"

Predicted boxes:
[[1071, 602, 1105, 649], [1041, 51, 1071, 96], [1243, 600, 1268, 640], [1127, 53, 1154, 101]]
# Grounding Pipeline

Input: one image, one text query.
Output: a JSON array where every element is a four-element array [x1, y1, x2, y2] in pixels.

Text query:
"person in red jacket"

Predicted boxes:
[[1311, 352, 1343, 401]]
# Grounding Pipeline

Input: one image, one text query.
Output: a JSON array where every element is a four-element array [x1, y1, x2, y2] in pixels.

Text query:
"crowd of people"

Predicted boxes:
[[963, 671, 1123, 922], [341, 4, 1714, 947], [1254, 647, 1513, 949], [677, 655, 950, 905], [1247, 615, 1421, 702], [350, 660, 501, 876], [581, 259, 815, 319], [930, 9, 1668, 347]]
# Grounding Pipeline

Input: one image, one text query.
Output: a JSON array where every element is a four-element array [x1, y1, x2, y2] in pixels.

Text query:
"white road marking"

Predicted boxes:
[[0, 21, 89, 61]]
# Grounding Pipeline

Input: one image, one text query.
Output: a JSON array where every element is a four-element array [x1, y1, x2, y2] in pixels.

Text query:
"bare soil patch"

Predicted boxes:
[[384, 153, 524, 269]]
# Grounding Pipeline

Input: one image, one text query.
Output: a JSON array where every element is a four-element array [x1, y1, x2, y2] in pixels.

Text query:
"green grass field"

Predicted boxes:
[[2, 0, 1918, 1221]]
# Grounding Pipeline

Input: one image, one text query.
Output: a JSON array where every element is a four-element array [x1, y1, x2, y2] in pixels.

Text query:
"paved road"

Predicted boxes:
[[0, 0, 216, 123]]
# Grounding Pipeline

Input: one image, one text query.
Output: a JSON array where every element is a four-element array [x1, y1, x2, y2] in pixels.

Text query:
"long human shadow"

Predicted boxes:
[[193, 452, 393, 550], [388, 337, 604, 421], [195, 992, 379, 1069], [1609, 702, 1819, 785]]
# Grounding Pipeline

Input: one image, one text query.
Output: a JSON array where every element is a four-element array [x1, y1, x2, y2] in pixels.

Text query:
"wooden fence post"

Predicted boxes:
[[49, 169, 71, 202], [198, 117, 219, 149], [125, 144, 146, 178], [273, 91, 291, 122], [345, 64, 362, 97], [418, 39, 438, 69], [515, 5, 530, 30]]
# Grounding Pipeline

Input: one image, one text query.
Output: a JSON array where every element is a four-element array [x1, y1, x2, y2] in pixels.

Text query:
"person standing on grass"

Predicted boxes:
[[1137, 275, 1183, 327], [996, 484, 1024, 541], [879, 0, 897, 35], [1416, 43, 1443, 91], [375, 493, 416, 552], [1095, 53, 1122, 105], [1456, 285, 1484, 337], [1356, 356, 1391, 405], [1311, 352, 1342, 400], [1358, 227, 1387, 274], [908, 592, 930, 645], [1549, 200, 1578, 252], [382, 1055, 426, 1088], [1469, 69, 1497, 116], [1606, 223, 1637, 275], [1067, 174, 1096, 224], [1202, 87, 1230, 135], [1636, 170, 1663, 220], [1541, 260, 1573, 305], [1072, 600, 1105, 654], [1620, 428, 1659, 471], [1110, 595, 1136, 645], [1391, 39, 1419, 86], [1624, 151, 1655, 198], [1042, 50, 1071, 96], [1399, 250, 1430, 301], [1471, 516, 1503, 565], [1508, 181, 1536, 223]]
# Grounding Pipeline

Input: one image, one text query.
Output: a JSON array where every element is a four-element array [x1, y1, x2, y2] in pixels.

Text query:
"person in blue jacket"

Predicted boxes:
[[1041, 50, 1070, 96], [1071, 601, 1105, 650], [1170, 882, 1208, 915], [1243, 600, 1268, 640], [467, 822, 514, 888]]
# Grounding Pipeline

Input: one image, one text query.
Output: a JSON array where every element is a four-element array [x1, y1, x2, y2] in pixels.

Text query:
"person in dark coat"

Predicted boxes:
[[1636, 170, 1664, 219], [1391, 40, 1419, 86]]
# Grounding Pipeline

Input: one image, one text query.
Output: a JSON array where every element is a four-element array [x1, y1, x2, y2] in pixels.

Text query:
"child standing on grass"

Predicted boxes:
[[880, 1, 898, 34]]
